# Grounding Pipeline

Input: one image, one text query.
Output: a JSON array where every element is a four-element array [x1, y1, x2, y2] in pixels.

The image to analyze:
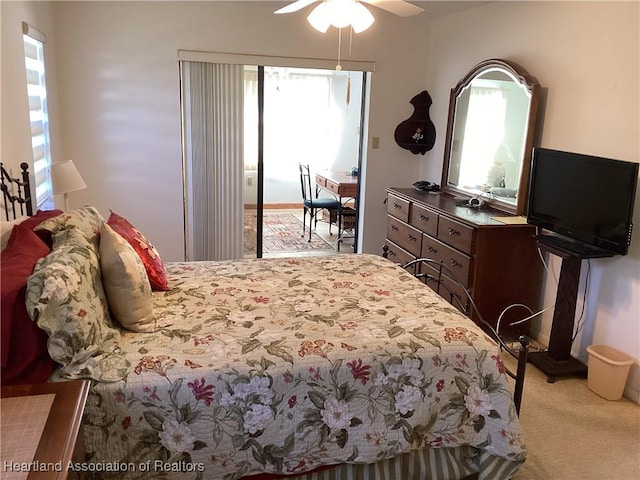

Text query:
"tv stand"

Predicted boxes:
[[528, 238, 615, 383]]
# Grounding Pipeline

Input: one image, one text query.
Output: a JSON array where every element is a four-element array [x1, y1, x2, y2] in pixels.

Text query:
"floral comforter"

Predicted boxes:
[[81, 254, 526, 479]]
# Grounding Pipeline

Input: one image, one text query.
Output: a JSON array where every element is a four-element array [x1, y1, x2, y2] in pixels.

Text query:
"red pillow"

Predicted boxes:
[[1, 224, 57, 385], [106, 211, 169, 291]]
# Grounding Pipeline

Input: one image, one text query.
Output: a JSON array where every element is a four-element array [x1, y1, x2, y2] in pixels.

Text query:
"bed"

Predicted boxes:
[[1, 163, 528, 480]]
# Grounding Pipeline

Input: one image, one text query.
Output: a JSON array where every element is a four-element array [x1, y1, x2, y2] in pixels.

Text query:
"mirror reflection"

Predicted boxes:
[[442, 60, 539, 215]]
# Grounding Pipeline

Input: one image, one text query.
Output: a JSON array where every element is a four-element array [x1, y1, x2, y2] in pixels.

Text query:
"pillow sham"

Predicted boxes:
[[106, 210, 170, 291], [34, 205, 104, 248], [26, 228, 130, 382], [19, 209, 64, 230], [100, 223, 156, 332], [1, 225, 56, 385]]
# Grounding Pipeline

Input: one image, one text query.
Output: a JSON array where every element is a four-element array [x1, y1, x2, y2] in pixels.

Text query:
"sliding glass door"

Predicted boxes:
[[244, 66, 366, 258], [179, 51, 373, 261]]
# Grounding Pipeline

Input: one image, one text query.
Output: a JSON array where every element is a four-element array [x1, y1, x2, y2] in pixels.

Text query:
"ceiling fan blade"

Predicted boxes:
[[274, 0, 318, 15], [361, 0, 424, 17]]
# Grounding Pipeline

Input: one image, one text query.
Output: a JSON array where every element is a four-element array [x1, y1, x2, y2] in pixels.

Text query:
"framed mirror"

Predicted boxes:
[[441, 59, 540, 215]]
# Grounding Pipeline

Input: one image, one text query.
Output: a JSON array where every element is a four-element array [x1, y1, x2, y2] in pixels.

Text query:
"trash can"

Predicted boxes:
[[586, 345, 635, 401]]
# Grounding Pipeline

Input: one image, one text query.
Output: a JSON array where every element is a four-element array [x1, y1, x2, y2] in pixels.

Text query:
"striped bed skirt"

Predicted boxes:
[[244, 446, 524, 480]]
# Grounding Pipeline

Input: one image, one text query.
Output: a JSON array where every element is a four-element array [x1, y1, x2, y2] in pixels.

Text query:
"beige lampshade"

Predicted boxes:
[[51, 160, 86, 194]]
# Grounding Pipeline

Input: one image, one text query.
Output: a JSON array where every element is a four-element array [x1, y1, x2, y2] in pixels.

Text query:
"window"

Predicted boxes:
[[22, 23, 52, 209]]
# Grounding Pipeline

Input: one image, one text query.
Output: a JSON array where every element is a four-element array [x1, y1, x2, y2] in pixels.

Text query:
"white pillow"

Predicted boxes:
[[1, 217, 27, 250], [99, 223, 156, 332]]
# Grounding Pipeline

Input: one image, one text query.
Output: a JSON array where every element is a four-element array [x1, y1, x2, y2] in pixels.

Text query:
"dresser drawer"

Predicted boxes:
[[387, 194, 410, 223], [417, 261, 440, 293], [384, 240, 416, 267], [409, 203, 438, 237], [420, 234, 442, 259], [421, 234, 471, 285], [315, 175, 327, 188], [439, 274, 470, 314], [437, 216, 474, 254], [387, 216, 422, 256]]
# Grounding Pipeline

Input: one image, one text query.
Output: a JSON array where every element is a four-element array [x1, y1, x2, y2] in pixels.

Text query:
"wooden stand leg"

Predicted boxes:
[[528, 256, 588, 382]]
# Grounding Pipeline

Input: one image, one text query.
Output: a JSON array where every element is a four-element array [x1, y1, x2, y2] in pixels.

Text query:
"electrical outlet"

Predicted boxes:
[[247, 176, 253, 186], [372, 137, 380, 149]]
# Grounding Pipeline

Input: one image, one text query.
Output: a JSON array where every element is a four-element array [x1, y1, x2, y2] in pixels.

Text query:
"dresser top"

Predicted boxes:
[[387, 187, 529, 228]]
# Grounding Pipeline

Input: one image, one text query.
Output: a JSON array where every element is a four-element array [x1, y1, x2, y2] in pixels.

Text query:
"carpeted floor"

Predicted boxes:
[[505, 354, 640, 479], [244, 211, 334, 255]]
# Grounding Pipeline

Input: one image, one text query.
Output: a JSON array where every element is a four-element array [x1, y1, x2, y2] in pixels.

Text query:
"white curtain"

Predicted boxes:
[[181, 62, 244, 261]]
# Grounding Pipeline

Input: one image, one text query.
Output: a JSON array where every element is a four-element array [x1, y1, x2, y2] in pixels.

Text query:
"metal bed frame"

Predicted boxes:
[[401, 257, 529, 415], [1, 162, 33, 220]]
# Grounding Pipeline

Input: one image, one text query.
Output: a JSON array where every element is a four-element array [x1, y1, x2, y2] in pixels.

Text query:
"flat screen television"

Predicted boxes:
[[526, 147, 638, 256]]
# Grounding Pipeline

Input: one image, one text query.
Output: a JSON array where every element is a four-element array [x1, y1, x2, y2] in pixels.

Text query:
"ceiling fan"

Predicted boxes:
[[275, 0, 424, 17], [275, 0, 424, 33]]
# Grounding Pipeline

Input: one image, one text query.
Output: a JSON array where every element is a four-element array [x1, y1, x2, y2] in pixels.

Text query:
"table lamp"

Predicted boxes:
[[51, 160, 86, 211]]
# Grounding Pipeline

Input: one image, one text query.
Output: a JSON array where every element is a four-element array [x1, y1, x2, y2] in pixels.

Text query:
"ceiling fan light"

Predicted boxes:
[[327, 0, 353, 29], [351, 2, 374, 33], [307, 3, 331, 32]]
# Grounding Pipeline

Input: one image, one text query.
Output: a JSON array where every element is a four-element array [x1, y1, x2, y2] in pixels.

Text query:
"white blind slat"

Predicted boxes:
[[34, 168, 48, 186], [23, 42, 38, 60], [31, 142, 45, 159], [30, 119, 44, 137], [34, 158, 48, 174]]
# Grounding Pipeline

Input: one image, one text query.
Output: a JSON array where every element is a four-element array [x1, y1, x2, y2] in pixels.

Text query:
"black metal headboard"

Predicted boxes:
[[1, 162, 33, 221]]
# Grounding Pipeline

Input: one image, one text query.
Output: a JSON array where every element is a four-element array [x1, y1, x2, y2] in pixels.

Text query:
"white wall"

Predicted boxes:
[[422, 1, 640, 401]]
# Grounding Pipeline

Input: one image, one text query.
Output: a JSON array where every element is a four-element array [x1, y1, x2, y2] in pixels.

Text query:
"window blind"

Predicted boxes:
[[22, 23, 52, 208], [180, 62, 245, 261]]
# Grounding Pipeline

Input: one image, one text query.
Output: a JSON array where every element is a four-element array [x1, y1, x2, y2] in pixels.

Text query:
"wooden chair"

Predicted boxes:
[[298, 163, 341, 242], [336, 204, 356, 251]]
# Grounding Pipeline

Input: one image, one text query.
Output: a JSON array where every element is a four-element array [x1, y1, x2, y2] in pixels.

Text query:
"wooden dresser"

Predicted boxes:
[[383, 187, 542, 335]]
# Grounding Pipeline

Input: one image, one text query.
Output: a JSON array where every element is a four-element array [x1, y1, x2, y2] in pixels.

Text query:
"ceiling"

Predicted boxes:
[[411, 1, 490, 19]]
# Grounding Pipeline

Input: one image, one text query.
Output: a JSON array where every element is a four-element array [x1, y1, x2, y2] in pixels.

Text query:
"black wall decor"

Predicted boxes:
[[394, 90, 436, 155]]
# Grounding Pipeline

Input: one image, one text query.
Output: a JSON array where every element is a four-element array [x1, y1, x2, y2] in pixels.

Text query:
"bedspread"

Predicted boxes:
[[80, 254, 525, 479]]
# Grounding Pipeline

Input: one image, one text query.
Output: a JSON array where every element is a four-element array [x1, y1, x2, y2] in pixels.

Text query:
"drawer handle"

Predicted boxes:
[[448, 227, 461, 237], [419, 214, 429, 222], [426, 245, 438, 254], [450, 259, 463, 269], [390, 225, 399, 232], [408, 234, 418, 243], [394, 203, 402, 210]]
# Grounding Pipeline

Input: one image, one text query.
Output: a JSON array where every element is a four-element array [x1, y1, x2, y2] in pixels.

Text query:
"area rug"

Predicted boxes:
[[244, 212, 334, 254]]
